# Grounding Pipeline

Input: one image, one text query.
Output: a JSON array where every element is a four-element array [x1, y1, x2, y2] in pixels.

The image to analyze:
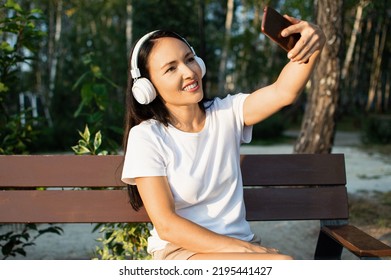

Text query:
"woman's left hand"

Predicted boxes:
[[281, 16, 326, 64]]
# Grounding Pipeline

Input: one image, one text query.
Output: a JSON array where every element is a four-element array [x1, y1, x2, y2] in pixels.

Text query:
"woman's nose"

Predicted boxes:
[[181, 63, 196, 79]]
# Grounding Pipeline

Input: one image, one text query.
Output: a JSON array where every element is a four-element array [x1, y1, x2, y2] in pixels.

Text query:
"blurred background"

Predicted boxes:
[[1, 0, 390, 155]]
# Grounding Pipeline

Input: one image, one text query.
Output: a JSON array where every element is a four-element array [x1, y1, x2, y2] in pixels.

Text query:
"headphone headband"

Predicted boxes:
[[130, 31, 157, 79]]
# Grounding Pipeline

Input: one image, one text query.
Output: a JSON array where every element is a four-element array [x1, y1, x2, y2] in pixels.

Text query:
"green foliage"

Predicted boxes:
[[0, 110, 40, 154], [0, 224, 63, 260], [1, 0, 390, 153], [72, 53, 118, 119], [42, 0, 129, 152], [71, 124, 107, 155], [0, 0, 46, 64], [72, 53, 122, 153], [252, 113, 287, 141], [362, 115, 391, 144], [132, 0, 200, 41], [93, 223, 151, 260], [0, 0, 45, 96], [0, 0, 45, 154]]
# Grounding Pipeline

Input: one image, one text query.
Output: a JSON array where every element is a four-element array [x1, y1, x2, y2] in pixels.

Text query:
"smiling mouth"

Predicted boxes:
[[183, 81, 199, 91]]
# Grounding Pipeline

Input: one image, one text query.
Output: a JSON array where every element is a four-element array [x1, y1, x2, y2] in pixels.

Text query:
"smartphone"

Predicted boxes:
[[261, 6, 301, 52]]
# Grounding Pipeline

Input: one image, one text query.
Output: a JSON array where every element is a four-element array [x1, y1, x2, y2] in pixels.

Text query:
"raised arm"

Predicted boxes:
[[243, 16, 325, 126]]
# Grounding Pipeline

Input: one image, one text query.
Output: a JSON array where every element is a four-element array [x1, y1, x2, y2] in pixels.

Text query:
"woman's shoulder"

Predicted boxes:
[[130, 119, 166, 138], [205, 93, 249, 110]]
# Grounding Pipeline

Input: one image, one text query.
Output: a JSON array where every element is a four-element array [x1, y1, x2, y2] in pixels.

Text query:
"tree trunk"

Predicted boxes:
[[385, 58, 390, 111], [197, 0, 206, 59], [366, 18, 388, 112], [342, 0, 368, 80], [294, 0, 343, 154], [217, 0, 234, 96], [45, 0, 63, 127], [126, 0, 133, 55]]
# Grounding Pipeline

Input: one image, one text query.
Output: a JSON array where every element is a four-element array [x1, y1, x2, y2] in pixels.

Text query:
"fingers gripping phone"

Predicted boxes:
[[261, 6, 301, 52]]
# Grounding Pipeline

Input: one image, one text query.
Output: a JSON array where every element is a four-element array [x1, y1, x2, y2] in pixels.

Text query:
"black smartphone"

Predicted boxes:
[[261, 6, 301, 52]]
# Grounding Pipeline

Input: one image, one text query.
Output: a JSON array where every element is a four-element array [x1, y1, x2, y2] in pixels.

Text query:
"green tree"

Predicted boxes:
[[0, 0, 45, 154], [0, 0, 63, 260]]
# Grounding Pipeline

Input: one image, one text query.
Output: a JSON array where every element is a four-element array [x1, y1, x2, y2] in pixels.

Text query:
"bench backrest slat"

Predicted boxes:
[[240, 154, 346, 186], [0, 186, 348, 223], [1, 154, 346, 187], [0, 154, 348, 223], [0, 155, 125, 187]]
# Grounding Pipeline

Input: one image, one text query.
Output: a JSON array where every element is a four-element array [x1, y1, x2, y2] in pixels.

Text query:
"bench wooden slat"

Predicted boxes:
[[1, 154, 346, 188], [240, 153, 346, 186], [0, 190, 149, 223], [0, 187, 348, 223], [244, 186, 349, 221], [0, 155, 125, 188]]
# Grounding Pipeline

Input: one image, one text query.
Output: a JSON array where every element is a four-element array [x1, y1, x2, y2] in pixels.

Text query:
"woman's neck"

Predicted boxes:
[[167, 104, 206, 133]]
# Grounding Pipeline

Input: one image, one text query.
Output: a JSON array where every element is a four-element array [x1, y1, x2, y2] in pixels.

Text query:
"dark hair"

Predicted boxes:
[[124, 30, 210, 211]]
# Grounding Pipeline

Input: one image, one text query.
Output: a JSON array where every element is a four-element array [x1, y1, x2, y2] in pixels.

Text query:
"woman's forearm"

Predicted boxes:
[[274, 49, 321, 103], [156, 212, 256, 253]]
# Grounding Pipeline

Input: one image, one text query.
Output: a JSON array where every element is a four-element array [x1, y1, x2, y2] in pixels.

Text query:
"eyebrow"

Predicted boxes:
[[160, 51, 193, 70]]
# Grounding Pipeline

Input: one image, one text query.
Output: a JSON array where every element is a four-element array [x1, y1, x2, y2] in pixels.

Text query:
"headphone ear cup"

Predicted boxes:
[[132, 78, 157, 105], [195, 56, 206, 77]]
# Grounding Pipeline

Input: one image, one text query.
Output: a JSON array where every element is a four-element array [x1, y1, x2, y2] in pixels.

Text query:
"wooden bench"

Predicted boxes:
[[1, 154, 390, 260]]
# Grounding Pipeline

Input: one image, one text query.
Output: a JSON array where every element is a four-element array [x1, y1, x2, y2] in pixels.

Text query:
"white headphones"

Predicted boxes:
[[130, 30, 206, 105]]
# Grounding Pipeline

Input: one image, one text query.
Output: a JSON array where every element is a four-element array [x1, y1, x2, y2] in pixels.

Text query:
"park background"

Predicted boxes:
[[1, 0, 390, 259]]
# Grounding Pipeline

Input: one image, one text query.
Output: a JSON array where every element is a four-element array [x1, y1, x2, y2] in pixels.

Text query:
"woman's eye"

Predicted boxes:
[[187, 57, 195, 64], [165, 66, 176, 73]]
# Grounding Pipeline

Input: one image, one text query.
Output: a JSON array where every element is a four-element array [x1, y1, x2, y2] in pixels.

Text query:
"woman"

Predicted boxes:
[[122, 15, 325, 260]]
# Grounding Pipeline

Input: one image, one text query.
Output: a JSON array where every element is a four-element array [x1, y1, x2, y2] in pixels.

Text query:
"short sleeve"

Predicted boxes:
[[121, 124, 166, 185], [232, 93, 253, 144]]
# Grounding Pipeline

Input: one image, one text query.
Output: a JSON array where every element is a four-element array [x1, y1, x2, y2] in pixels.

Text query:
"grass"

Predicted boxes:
[[349, 190, 391, 228], [358, 144, 391, 160]]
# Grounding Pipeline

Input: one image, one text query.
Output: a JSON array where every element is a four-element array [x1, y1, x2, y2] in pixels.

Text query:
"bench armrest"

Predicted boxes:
[[321, 225, 391, 259]]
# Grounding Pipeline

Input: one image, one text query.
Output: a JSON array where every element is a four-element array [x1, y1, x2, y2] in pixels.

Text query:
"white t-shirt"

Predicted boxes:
[[122, 93, 254, 253]]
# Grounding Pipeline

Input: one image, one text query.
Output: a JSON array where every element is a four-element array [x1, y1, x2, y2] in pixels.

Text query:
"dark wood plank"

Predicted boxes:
[[321, 225, 391, 258], [0, 155, 126, 188], [0, 190, 149, 223], [240, 154, 346, 186], [1, 154, 346, 188], [244, 186, 349, 221], [0, 187, 348, 223]]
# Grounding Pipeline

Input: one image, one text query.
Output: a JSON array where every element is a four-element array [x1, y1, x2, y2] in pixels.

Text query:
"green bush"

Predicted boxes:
[[252, 113, 287, 142], [0, 224, 63, 260], [93, 223, 150, 260], [362, 114, 391, 144], [0, 1, 46, 154]]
